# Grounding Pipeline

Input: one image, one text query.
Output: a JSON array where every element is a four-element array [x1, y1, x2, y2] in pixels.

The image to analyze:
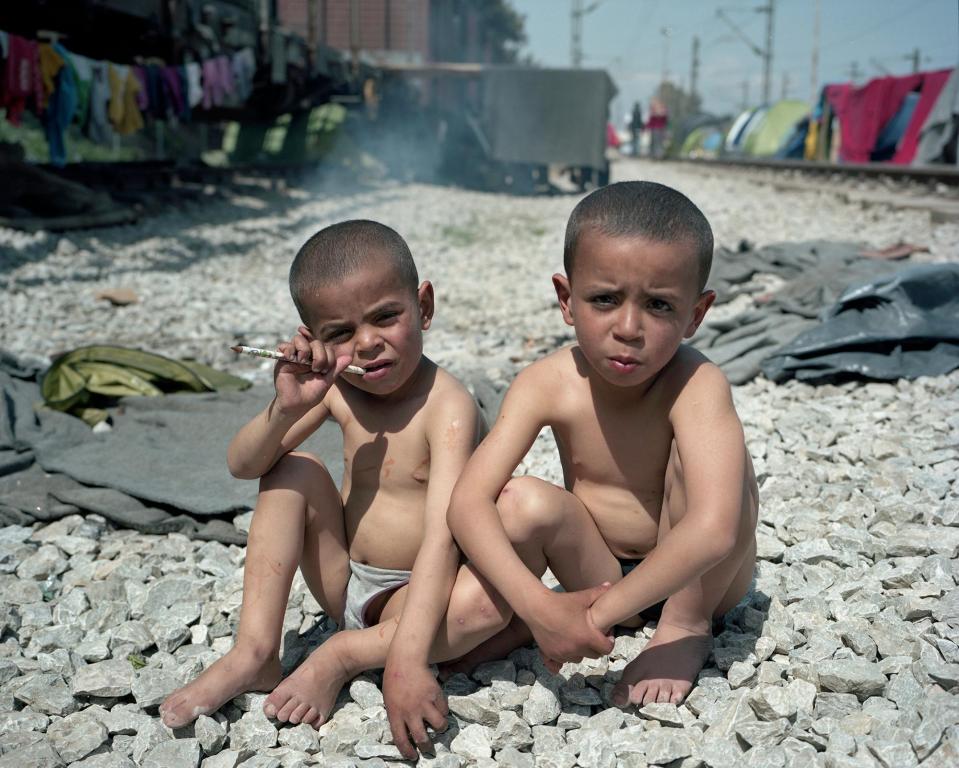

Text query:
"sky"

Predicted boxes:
[[509, 0, 958, 124]]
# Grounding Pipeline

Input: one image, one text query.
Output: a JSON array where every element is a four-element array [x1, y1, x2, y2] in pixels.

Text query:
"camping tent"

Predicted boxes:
[[680, 125, 725, 157], [724, 108, 759, 153], [741, 100, 810, 156]]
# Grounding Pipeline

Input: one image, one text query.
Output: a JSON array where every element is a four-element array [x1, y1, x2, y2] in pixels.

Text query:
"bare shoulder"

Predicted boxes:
[[427, 364, 482, 418], [662, 345, 736, 418], [511, 345, 579, 397]]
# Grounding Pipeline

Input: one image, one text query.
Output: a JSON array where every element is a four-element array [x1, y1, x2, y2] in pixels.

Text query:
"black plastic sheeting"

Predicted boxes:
[[761, 263, 959, 384]]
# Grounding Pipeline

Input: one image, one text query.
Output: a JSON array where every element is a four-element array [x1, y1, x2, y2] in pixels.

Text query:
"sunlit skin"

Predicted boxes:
[[447, 230, 758, 707], [160, 256, 508, 760]]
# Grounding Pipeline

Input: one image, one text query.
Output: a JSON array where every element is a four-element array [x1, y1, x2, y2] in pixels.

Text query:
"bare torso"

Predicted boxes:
[[326, 359, 480, 569], [546, 345, 755, 559]]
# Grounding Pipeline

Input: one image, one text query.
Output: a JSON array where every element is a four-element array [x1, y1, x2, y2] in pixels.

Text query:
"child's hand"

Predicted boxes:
[[383, 661, 448, 760], [527, 584, 614, 666], [273, 326, 353, 415]]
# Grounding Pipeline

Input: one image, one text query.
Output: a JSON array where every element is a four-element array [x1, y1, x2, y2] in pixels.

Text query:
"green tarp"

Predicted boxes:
[[42, 345, 251, 425]]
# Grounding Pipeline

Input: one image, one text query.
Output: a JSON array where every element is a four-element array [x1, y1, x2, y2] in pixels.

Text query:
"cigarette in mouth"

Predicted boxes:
[[230, 345, 366, 375]]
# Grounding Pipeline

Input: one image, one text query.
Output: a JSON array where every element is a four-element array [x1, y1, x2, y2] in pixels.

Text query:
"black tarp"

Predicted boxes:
[[761, 263, 959, 383]]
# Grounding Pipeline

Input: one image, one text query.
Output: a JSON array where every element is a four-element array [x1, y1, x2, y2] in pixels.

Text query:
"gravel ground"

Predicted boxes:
[[1, 158, 958, 767]]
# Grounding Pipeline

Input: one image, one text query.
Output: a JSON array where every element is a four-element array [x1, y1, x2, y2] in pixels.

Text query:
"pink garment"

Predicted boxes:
[[893, 68, 952, 164], [216, 55, 235, 97], [2, 34, 42, 125], [133, 66, 149, 111], [201, 55, 235, 109], [825, 74, 922, 163]]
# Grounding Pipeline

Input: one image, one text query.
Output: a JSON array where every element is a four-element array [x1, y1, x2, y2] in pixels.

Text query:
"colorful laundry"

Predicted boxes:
[[2, 34, 43, 125], [43, 41, 78, 166]]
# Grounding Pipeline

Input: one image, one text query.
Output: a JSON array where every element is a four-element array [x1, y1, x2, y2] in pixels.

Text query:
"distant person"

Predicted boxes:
[[629, 100, 644, 155], [648, 97, 669, 158], [160, 220, 507, 760], [447, 181, 759, 706]]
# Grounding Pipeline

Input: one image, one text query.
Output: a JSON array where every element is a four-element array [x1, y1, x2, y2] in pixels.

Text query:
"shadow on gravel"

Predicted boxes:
[[0, 179, 405, 278]]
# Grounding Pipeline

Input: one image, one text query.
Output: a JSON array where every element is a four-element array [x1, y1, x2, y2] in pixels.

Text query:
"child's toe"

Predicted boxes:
[[289, 701, 311, 724], [263, 692, 284, 718], [276, 695, 302, 721]]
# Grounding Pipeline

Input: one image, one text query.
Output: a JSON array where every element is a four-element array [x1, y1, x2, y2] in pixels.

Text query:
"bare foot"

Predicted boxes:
[[160, 645, 281, 728], [611, 619, 713, 707], [438, 616, 533, 680], [262, 633, 354, 728]]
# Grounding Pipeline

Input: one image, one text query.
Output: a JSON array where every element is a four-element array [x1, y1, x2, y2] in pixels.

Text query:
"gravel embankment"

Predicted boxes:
[[1, 158, 957, 767]]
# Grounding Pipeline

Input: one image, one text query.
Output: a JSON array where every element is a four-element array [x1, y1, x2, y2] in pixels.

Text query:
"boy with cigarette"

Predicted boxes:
[[161, 220, 509, 758], [447, 181, 758, 706]]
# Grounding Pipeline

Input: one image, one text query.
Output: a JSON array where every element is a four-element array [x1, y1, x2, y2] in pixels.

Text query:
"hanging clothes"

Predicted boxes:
[[893, 68, 952, 164], [202, 56, 234, 108], [133, 66, 149, 111], [38, 42, 64, 109], [86, 61, 113, 143], [825, 75, 922, 163], [69, 52, 94, 127], [185, 61, 203, 108], [913, 67, 959, 165], [176, 66, 191, 120], [118, 68, 144, 134], [2, 34, 43, 125], [231, 47, 255, 102], [160, 66, 184, 118], [144, 64, 165, 119], [107, 63, 126, 125], [43, 42, 78, 167]]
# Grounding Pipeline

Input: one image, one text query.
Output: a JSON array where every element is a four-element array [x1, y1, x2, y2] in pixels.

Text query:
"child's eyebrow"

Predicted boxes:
[[365, 300, 406, 317]]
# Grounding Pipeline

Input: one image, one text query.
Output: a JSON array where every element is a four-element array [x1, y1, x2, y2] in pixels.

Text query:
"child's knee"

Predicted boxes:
[[260, 451, 333, 494], [451, 578, 511, 635], [497, 477, 559, 538]]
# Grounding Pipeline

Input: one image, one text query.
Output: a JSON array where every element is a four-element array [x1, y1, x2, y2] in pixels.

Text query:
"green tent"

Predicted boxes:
[[742, 100, 810, 156]]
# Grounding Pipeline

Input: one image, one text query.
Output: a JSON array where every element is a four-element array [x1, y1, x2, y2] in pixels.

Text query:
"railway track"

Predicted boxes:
[[675, 156, 959, 222]]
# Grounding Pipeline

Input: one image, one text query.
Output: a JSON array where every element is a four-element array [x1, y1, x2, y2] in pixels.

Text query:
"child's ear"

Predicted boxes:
[[417, 281, 435, 330], [684, 290, 716, 338], [552, 273, 575, 327]]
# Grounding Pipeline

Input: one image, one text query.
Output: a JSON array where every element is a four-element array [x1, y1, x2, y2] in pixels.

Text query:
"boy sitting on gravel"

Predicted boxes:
[[447, 181, 758, 707], [161, 220, 511, 759]]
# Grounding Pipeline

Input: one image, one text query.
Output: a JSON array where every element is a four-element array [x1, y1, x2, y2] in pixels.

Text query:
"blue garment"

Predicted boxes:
[[43, 43, 78, 167], [176, 65, 191, 120]]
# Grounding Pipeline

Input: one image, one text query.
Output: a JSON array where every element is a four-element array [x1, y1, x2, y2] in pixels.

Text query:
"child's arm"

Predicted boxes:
[[228, 332, 354, 479], [447, 365, 613, 663], [382, 388, 481, 759], [589, 363, 747, 631]]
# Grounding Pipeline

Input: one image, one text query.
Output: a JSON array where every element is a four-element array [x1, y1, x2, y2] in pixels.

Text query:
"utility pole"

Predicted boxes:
[[781, 71, 789, 99], [660, 26, 672, 84], [909, 47, 920, 73], [690, 35, 700, 102], [716, 2, 775, 104], [571, 1, 603, 68], [571, 0, 583, 68], [810, 0, 820, 102], [760, 0, 774, 104]]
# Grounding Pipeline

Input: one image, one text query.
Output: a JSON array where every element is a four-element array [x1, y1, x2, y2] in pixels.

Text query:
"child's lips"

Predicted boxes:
[[361, 360, 393, 380], [609, 356, 640, 372]]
